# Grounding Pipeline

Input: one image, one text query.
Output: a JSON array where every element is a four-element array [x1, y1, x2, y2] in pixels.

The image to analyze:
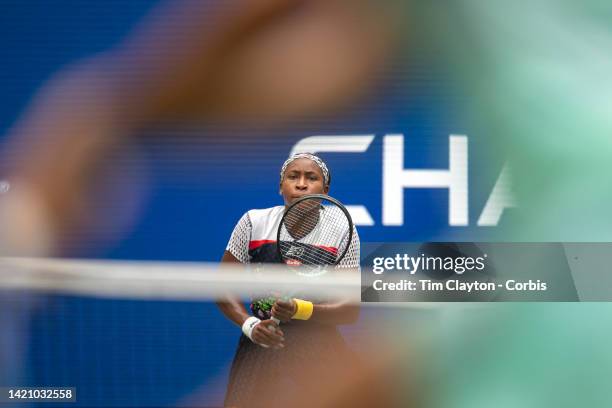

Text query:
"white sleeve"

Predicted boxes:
[[225, 212, 252, 264], [338, 226, 360, 269]]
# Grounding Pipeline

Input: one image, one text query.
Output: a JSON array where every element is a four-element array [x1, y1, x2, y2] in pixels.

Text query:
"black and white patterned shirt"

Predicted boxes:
[[226, 206, 360, 269]]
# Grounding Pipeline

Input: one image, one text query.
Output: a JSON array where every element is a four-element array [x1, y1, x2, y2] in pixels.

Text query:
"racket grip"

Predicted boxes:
[[268, 316, 281, 334]]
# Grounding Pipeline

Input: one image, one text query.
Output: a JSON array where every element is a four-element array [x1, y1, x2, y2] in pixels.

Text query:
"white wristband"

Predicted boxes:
[[241, 316, 261, 341]]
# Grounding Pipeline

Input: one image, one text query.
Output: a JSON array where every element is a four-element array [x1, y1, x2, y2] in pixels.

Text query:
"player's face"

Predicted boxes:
[[280, 158, 328, 205]]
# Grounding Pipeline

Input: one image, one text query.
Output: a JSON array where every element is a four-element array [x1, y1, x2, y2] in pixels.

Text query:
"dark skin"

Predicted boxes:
[[217, 250, 285, 349], [216, 158, 359, 348]]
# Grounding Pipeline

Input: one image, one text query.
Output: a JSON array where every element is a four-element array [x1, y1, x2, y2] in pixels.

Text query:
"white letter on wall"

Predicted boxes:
[[290, 135, 375, 226], [383, 135, 468, 226], [477, 163, 516, 226]]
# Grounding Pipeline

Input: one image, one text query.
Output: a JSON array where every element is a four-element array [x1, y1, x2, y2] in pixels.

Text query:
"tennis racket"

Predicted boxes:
[[271, 194, 354, 324]]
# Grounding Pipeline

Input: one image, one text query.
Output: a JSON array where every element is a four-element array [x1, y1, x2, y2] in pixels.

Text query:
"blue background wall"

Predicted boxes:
[[0, 1, 512, 406]]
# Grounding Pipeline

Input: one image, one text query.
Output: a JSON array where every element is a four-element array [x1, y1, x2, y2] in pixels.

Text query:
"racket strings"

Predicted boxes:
[[286, 199, 324, 233], [279, 200, 351, 268]]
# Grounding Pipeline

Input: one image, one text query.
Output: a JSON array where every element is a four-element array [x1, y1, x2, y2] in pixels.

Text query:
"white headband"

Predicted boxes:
[[280, 153, 330, 186]]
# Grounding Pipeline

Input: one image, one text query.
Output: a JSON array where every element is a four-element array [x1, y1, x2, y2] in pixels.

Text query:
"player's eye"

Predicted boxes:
[[287, 174, 298, 180]]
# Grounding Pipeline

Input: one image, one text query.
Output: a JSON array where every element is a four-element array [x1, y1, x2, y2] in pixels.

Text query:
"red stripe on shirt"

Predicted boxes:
[[316, 245, 338, 255], [250, 240, 338, 255], [249, 240, 276, 250]]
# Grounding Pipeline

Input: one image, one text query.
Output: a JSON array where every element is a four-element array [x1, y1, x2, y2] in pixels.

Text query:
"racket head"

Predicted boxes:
[[276, 194, 353, 270]]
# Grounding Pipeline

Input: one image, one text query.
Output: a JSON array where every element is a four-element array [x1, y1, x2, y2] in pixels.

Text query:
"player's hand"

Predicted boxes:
[[271, 298, 297, 323], [251, 319, 285, 349]]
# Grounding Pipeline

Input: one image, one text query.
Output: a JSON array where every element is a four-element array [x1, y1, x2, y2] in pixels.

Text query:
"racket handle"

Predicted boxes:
[[268, 316, 281, 335]]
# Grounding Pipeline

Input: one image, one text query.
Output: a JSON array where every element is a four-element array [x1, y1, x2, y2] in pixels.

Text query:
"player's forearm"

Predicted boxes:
[[217, 251, 252, 326], [216, 298, 251, 327], [310, 301, 360, 325]]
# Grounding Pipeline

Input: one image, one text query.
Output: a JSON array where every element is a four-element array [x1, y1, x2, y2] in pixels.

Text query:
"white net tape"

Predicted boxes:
[[0, 257, 361, 301], [0, 257, 459, 310]]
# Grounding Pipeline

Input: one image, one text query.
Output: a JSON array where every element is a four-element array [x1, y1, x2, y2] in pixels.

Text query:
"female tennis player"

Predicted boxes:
[[217, 153, 360, 407]]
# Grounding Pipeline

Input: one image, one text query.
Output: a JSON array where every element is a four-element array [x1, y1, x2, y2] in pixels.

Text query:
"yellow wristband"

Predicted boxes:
[[292, 298, 314, 320]]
